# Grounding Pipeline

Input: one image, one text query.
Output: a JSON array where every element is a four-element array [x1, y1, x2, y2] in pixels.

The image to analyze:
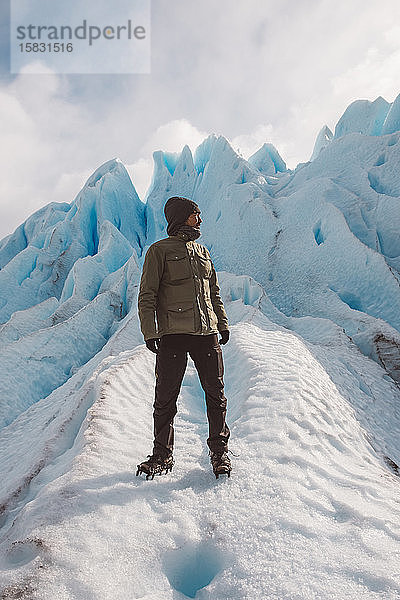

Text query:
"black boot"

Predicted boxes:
[[210, 450, 231, 479], [136, 453, 174, 480]]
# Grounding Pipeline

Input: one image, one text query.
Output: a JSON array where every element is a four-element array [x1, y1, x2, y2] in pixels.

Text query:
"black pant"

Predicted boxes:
[[153, 333, 230, 457]]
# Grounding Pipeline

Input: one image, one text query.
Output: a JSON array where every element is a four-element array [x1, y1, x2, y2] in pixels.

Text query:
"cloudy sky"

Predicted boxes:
[[1, 0, 400, 239]]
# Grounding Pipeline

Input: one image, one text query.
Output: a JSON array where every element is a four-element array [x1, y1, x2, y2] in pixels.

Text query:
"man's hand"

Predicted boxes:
[[146, 338, 160, 353], [218, 330, 230, 345]]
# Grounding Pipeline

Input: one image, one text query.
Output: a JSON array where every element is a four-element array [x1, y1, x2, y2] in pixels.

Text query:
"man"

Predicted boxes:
[[136, 196, 231, 480]]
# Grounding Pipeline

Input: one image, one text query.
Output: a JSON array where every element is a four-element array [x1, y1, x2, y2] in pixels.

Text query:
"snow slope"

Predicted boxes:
[[1, 95, 400, 598], [0, 295, 399, 599]]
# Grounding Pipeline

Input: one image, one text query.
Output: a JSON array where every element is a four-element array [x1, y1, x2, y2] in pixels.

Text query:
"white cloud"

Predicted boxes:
[[0, 75, 211, 238], [230, 124, 274, 159], [332, 44, 400, 103], [2, 0, 400, 239], [126, 119, 210, 198], [0, 69, 93, 238], [125, 157, 152, 200], [141, 119, 209, 156], [52, 169, 93, 203]]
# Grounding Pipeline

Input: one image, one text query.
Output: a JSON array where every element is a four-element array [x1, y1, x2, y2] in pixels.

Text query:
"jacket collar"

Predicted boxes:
[[170, 231, 190, 242]]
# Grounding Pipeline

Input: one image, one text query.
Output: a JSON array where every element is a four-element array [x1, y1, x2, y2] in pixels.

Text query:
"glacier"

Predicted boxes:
[[0, 96, 400, 599]]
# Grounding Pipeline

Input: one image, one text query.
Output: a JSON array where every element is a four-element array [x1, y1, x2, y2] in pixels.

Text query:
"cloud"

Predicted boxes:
[[0, 67, 93, 238], [332, 36, 400, 102], [10, 0, 151, 75], [125, 157, 152, 201], [141, 119, 209, 155], [126, 119, 210, 199], [230, 124, 274, 158], [1, 0, 400, 239], [0, 69, 210, 238]]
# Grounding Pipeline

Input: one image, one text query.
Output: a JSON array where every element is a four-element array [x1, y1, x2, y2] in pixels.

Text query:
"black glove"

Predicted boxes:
[[146, 338, 160, 353], [218, 330, 230, 345]]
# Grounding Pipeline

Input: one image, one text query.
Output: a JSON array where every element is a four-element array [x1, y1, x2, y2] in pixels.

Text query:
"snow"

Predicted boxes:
[[382, 93, 400, 136], [144, 145, 197, 247], [0, 297, 58, 345], [1, 94, 400, 598], [0, 159, 144, 323], [310, 125, 333, 161], [0, 202, 71, 270], [334, 97, 391, 139], [0, 298, 400, 598], [248, 143, 287, 176]]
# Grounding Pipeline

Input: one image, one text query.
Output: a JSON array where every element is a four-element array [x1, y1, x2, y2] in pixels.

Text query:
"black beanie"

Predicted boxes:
[[164, 196, 200, 236]]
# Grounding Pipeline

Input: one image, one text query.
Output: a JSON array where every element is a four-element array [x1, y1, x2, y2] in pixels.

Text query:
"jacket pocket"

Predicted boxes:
[[207, 344, 224, 379], [167, 301, 195, 332], [166, 253, 191, 281], [215, 345, 224, 377]]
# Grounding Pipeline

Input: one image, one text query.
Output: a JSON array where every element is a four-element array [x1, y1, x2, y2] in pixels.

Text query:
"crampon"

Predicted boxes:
[[210, 451, 232, 479], [136, 453, 174, 480]]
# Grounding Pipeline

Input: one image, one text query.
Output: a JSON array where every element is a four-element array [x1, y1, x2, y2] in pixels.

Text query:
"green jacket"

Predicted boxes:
[[138, 231, 229, 341]]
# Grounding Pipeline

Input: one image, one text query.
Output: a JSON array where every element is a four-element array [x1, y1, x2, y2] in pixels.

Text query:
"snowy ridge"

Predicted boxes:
[[310, 125, 333, 161], [248, 143, 287, 176], [1, 95, 400, 597], [0, 159, 144, 323]]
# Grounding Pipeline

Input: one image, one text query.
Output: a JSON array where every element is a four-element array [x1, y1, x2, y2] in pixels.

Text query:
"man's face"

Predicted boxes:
[[185, 211, 202, 227]]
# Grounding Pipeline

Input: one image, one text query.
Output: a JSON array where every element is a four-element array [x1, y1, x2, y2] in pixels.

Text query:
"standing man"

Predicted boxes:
[[136, 196, 231, 480]]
